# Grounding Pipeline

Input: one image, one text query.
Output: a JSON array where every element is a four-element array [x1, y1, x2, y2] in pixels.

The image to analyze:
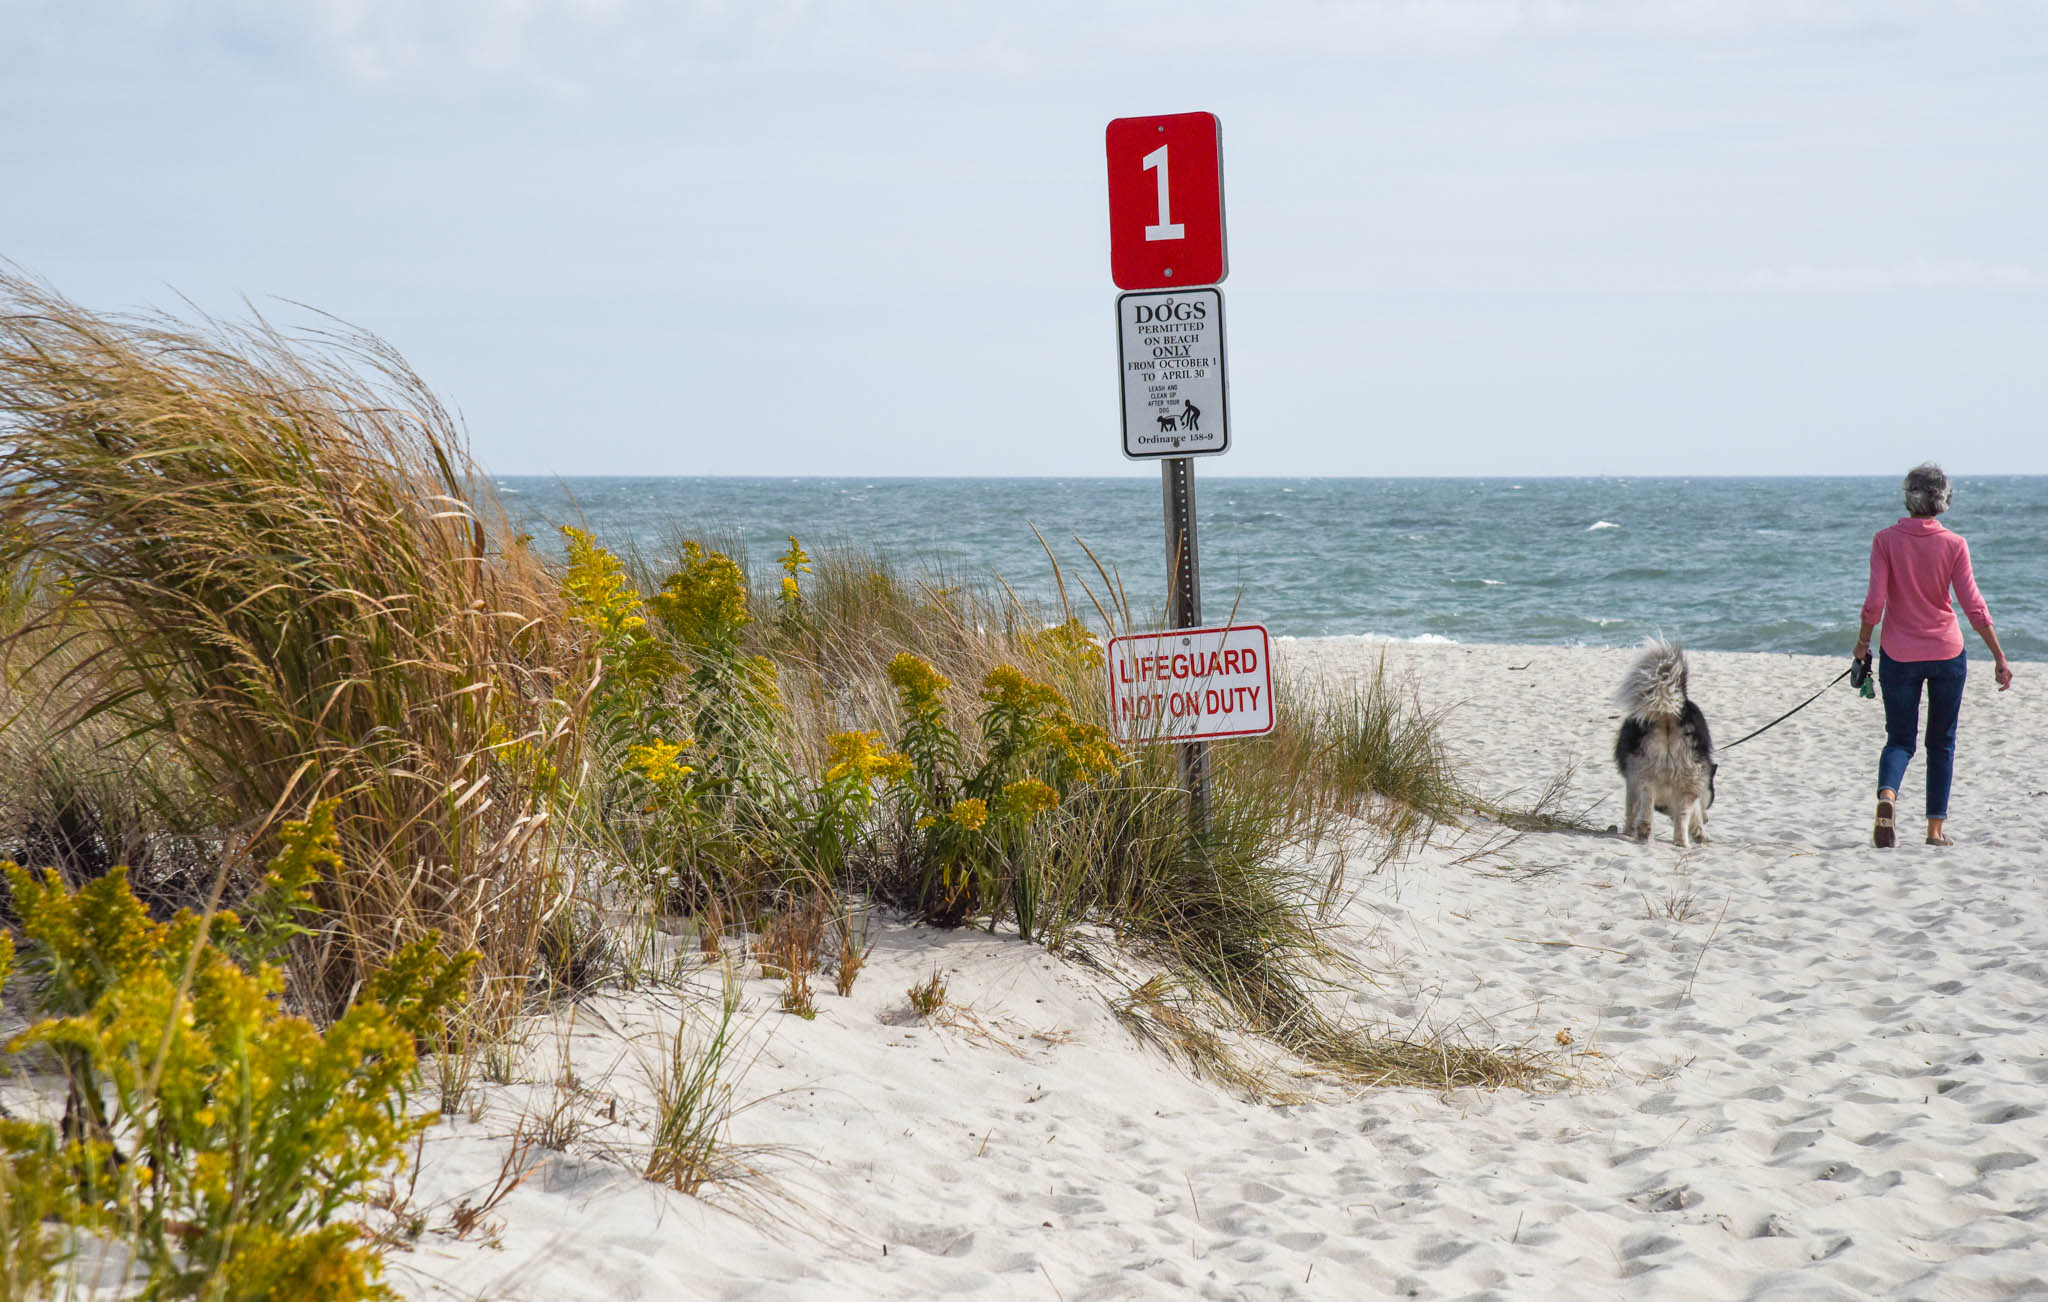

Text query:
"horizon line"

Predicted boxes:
[[491, 471, 2048, 481]]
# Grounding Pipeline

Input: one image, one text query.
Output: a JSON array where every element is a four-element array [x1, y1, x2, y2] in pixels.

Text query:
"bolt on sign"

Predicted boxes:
[[1105, 112, 1227, 291], [1105, 624, 1274, 745], [1118, 287, 1228, 459]]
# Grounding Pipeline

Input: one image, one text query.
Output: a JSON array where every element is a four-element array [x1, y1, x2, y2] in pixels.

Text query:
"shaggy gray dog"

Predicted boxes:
[[1613, 640, 1717, 847]]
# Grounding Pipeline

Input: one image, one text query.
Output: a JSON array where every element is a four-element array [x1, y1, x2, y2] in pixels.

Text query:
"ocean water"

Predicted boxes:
[[498, 476, 2048, 662]]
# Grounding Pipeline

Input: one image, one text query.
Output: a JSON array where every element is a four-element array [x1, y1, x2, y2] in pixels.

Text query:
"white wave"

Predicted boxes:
[[1481, 579, 1504, 587], [1273, 632, 1461, 646], [1587, 520, 1621, 531]]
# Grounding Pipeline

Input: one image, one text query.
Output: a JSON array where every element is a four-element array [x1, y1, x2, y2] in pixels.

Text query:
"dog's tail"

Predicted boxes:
[[1616, 638, 1690, 721]]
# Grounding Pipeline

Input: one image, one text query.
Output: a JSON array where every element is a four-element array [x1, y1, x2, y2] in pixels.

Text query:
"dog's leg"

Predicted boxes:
[[1625, 779, 1647, 840], [1690, 802, 1710, 844], [1672, 798, 1692, 848]]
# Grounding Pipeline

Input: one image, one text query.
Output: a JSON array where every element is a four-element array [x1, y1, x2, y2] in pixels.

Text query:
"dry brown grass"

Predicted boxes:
[[444, 1132, 539, 1241], [1111, 975, 1292, 1100], [759, 897, 826, 1019], [1112, 972, 1563, 1097], [1308, 1026, 1565, 1094], [831, 905, 871, 997], [0, 270, 590, 1018], [906, 966, 948, 1018]]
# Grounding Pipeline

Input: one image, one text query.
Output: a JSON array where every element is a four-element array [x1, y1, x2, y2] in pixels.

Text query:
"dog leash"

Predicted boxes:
[[1717, 663, 1859, 753]]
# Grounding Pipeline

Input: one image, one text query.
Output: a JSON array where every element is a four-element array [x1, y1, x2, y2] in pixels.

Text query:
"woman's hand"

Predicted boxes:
[[1975, 625, 2010, 690]]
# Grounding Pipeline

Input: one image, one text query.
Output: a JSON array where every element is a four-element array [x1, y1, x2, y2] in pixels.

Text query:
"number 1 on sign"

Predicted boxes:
[[1142, 145, 1184, 241]]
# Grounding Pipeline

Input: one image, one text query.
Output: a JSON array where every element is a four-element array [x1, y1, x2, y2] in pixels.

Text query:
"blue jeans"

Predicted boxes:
[[1877, 650, 1967, 819]]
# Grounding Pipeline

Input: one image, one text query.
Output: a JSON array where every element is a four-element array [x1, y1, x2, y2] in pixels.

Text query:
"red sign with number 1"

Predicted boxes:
[[1105, 112, 1227, 291]]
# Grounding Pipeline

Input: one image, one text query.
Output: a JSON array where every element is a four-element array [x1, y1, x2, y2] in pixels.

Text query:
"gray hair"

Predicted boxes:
[[1903, 462, 1951, 517]]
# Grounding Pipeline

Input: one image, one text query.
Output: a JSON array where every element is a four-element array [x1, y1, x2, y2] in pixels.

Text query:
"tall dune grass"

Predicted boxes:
[[1, 269, 1541, 1097], [0, 270, 584, 1016], [0, 268, 1555, 1302], [630, 546, 1541, 1088]]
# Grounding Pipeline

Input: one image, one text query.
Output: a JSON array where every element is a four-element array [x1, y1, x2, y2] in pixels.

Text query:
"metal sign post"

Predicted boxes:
[[1162, 457, 1209, 834], [1106, 110, 1234, 839]]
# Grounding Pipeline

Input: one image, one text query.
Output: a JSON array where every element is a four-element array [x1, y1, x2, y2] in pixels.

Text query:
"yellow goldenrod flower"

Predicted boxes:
[[560, 526, 647, 638], [948, 798, 988, 832], [1028, 617, 1105, 672], [887, 652, 950, 711], [825, 730, 912, 786], [982, 664, 1062, 712], [1059, 719, 1123, 777], [916, 814, 938, 830], [650, 540, 750, 649], [824, 730, 882, 783], [779, 536, 811, 577], [625, 738, 695, 786], [999, 778, 1059, 818]]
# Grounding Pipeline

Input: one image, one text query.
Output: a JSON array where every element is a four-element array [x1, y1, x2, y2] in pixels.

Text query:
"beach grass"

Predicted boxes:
[[0, 271, 1552, 1291], [0, 270, 583, 1026], [643, 976, 746, 1196]]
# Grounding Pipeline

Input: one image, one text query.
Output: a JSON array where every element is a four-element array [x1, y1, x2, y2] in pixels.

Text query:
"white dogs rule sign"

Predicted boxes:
[[1105, 624, 1274, 745], [1118, 287, 1229, 459]]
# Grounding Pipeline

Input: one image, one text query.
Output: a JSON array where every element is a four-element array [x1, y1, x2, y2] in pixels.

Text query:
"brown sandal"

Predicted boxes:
[[1927, 832, 1954, 847], [1873, 798, 1896, 849]]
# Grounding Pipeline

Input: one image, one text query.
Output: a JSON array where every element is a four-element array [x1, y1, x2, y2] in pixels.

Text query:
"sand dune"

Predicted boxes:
[[394, 641, 2048, 1300]]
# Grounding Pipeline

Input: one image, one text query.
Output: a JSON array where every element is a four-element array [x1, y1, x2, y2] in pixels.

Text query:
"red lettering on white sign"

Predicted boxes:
[[1104, 624, 1274, 745]]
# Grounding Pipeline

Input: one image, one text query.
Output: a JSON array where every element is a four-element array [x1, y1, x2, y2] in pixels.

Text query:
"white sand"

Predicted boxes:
[[388, 640, 2048, 1301]]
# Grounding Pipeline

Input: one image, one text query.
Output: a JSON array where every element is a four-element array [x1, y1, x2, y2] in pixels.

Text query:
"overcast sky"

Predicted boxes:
[[6, 1, 2044, 477]]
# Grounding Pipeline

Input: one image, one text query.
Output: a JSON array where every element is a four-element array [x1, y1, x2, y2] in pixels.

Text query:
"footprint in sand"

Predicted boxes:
[[1771, 1129, 1822, 1157], [1237, 1180, 1286, 1204]]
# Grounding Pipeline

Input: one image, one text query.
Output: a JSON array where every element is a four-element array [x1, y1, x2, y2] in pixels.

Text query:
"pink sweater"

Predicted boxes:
[[1861, 517, 1992, 662]]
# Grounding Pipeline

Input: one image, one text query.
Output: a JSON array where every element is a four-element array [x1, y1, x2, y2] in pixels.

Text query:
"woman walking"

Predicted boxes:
[[1855, 464, 2014, 848]]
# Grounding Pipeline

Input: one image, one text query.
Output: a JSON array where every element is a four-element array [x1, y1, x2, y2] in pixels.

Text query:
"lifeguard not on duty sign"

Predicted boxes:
[[1105, 623, 1273, 745]]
